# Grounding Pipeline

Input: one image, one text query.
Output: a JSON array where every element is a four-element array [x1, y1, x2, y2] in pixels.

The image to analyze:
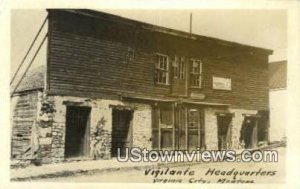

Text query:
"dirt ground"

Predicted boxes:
[[38, 147, 285, 183]]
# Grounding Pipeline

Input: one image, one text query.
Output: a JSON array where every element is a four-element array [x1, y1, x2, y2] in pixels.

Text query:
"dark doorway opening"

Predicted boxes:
[[111, 109, 133, 157], [257, 110, 269, 144], [217, 114, 233, 150], [65, 106, 91, 158], [240, 116, 258, 149]]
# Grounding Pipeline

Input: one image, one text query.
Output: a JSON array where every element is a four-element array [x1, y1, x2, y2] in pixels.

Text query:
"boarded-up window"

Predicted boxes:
[[188, 132, 199, 149], [160, 106, 173, 126], [161, 130, 173, 149]]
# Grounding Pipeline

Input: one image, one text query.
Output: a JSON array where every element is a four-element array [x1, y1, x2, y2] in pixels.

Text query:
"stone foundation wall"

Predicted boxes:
[[35, 95, 152, 162], [204, 107, 258, 150], [131, 103, 152, 149], [25, 92, 261, 163], [204, 107, 227, 150]]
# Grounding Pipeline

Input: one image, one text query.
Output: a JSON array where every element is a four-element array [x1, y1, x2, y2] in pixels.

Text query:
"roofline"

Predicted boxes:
[[269, 60, 287, 64], [47, 9, 273, 55], [12, 88, 43, 96], [270, 87, 286, 91]]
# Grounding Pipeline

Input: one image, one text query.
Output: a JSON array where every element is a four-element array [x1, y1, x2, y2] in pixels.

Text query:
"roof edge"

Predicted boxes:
[[47, 9, 273, 55]]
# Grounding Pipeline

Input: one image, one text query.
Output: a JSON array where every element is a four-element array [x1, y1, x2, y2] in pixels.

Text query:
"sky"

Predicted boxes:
[[11, 9, 287, 78]]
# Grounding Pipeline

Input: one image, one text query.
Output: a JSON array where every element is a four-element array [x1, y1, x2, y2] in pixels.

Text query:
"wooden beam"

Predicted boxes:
[[215, 112, 235, 117], [158, 107, 161, 150], [185, 107, 188, 150], [198, 109, 201, 150], [109, 104, 135, 111], [242, 113, 260, 118], [172, 103, 175, 150]]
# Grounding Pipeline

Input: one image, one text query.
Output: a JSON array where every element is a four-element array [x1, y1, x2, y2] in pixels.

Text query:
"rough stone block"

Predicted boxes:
[[39, 137, 52, 145]]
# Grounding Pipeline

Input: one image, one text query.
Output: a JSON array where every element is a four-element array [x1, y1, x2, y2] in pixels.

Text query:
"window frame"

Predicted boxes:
[[155, 53, 170, 85], [152, 104, 206, 151], [173, 56, 185, 80], [179, 57, 185, 80], [190, 59, 203, 88]]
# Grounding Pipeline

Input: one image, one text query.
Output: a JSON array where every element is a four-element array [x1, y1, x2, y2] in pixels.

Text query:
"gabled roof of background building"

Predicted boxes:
[[269, 61, 287, 90], [13, 65, 45, 93]]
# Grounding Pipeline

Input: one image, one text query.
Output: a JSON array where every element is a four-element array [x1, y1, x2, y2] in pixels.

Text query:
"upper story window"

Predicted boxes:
[[190, 59, 202, 88], [179, 57, 185, 79], [173, 56, 185, 80], [155, 54, 169, 85]]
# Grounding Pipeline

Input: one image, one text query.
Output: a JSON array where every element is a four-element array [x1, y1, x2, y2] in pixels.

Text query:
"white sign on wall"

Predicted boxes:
[[212, 76, 232, 90]]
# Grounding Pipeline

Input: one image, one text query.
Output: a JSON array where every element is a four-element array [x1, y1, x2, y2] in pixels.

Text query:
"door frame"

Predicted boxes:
[[64, 105, 91, 159], [216, 113, 234, 150], [111, 108, 134, 157], [241, 114, 260, 149]]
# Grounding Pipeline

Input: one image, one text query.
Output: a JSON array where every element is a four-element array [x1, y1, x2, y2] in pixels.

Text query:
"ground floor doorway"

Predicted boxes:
[[217, 113, 233, 150], [152, 103, 206, 151], [111, 109, 133, 157], [65, 106, 91, 158], [257, 110, 269, 144], [240, 116, 259, 149]]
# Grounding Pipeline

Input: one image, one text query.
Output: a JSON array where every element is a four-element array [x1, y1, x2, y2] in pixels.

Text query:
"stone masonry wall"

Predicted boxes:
[[131, 103, 152, 149], [36, 95, 152, 163], [36, 94, 60, 163], [204, 107, 258, 150], [34, 93, 260, 163], [204, 107, 227, 150]]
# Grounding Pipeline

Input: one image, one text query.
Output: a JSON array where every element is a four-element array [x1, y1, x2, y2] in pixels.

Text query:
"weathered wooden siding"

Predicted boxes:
[[194, 57, 269, 110], [11, 91, 38, 159], [47, 10, 269, 110], [48, 31, 170, 96]]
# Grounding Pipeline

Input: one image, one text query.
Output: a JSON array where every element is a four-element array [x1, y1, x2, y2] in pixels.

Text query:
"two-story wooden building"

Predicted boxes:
[[11, 9, 273, 163]]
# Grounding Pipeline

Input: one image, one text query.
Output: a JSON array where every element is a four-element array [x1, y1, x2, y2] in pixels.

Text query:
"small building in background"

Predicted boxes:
[[269, 60, 287, 142]]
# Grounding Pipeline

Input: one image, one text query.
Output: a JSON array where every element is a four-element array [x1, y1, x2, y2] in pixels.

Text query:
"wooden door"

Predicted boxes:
[[111, 109, 133, 157], [65, 106, 91, 158], [241, 117, 258, 149], [217, 115, 232, 150], [187, 109, 200, 150], [171, 56, 187, 96]]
